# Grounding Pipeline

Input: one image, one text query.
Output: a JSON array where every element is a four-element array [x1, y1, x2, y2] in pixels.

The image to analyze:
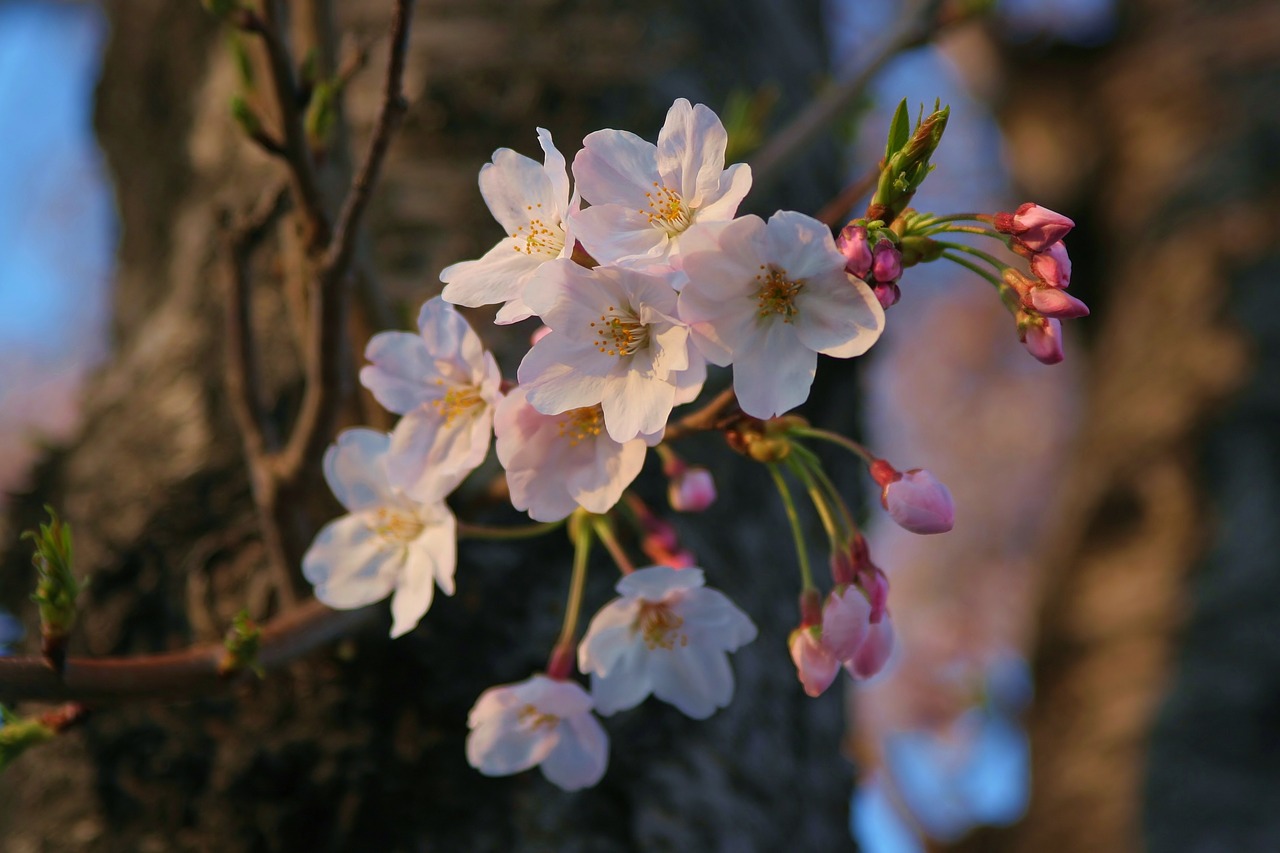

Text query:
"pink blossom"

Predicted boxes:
[[1030, 241, 1072, 288], [1022, 317, 1065, 365], [873, 282, 901, 310], [880, 468, 955, 535], [836, 223, 873, 278], [790, 625, 841, 697], [994, 203, 1074, 252]]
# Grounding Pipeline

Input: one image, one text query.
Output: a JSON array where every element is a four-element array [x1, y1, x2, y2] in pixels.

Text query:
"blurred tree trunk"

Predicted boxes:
[[951, 1, 1278, 851], [0, 1, 859, 851]]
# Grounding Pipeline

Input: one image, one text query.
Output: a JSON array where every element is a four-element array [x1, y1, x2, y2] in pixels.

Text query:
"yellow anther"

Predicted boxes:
[[755, 266, 804, 322]]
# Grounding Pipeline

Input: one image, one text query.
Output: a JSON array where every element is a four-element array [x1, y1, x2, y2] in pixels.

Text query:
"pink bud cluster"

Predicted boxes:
[[837, 223, 904, 309], [789, 537, 897, 697], [995, 203, 1088, 364]]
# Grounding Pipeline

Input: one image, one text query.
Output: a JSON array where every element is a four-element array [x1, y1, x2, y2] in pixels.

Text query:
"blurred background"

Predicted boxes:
[[0, 0, 1276, 850]]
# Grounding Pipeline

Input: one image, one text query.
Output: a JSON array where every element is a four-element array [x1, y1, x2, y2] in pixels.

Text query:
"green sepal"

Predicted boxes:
[[884, 99, 910, 161], [221, 610, 264, 678], [23, 507, 80, 638]]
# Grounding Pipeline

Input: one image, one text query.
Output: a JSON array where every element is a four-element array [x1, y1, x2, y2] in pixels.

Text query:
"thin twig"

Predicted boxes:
[[814, 165, 881, 228], [276, 0, 413, 484], [0, 600, 376, 704], [662, 386, 741, 442], [747, 0, 950, 195]]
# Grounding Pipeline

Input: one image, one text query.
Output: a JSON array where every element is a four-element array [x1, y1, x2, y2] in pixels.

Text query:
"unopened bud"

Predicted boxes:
[[873, 282, 901, 310], [872, 239, 903, 283], [882, 468, 955, 535], [1021, 317, 1065, 364], [821, 585, 871, 661], [846, 613, 895, 680], [789, 626, 840, 698], [668, 467, 716, 512], [1029, 286, 1089, 319], [1030, 241, 1072, 288], [837, 224, 873, 278], [994, 203, 1074, 252]]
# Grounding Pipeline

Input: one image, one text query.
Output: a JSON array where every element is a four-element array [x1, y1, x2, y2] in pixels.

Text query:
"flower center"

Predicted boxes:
[[589, 305, 648, 357], [369, 507, 425, 544], [557, 406, 604, 447], [517, 704, 560, 731], [431, 380, 485, 427], [641, 182, 692, 236], [755, 265, 804, 321], [635, 601, 688, 651], [510, 205, 566, 258]]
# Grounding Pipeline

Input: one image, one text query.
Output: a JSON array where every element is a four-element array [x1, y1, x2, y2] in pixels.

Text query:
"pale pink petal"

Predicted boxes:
[[847, 615, 895, 680], [616, 565, 705, 599], [480, 148, 559, 235], [794, 272, 885, 358], [570, 204, 669, 267], [695, 162, 753, 221], [540, 713, 609, 791], [573, 128, 661, 208], [650, 641, 732, 719], [360, 332, 435, 414], [440, 238, 541, 309], [656, 98, 728, 206], [764, 210, 846, 280], [731, 319, 816, 418], [821, 585, 871, 661], [587, 640, 652, 716], [671, 351, 707, 406], [535, 127, 571, 220], [565, 434, 647, 514], [790, 627, 840, 697], [578, 598, 642, 676], [599, 367, 677, 442], [322, 428, 396, 511], [674, 587, 758, 649], [302, 511, 399, 609]]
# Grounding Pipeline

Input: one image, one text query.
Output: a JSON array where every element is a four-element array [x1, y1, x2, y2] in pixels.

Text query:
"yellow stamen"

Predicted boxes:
[[557, 406, 604, 447], [755, 265, 804, 321], [517, 704, 560, 731], [431, 379, 485, 427], [369, 507, 425, 544], [639, 181, 692, 236], [510, 216, 566, 258], [589, 305, 647, 357], [635, 601, 688, 651]]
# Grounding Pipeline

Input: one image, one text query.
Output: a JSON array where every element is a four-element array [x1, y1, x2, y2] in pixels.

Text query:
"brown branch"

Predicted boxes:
[[275, 0, 413, 484], [0, 599, 376, 704], [814, 165, 882, 228], [662, 386, 741, 442], [747, 0, 952, 194], [254, 0, 332, 248]]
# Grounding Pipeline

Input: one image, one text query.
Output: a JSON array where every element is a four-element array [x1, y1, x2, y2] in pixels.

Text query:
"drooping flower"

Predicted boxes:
[[821, 584, 872, 662], [493, 386, 657, 521], [465, 675, 608, 791], [578, 566, 757, 719], [1021, 316, 1064, 365], [570, 98, 752, 272], [847, 613, 895, 680], [678, 210, 886, 418], [994, 203, 1074, 252], [1029, 241, 1071, 288], [302, 429, 456, 638], [517, 260, 702, 442], [440, 128, 576, 323], [360, 297, 503, 503]]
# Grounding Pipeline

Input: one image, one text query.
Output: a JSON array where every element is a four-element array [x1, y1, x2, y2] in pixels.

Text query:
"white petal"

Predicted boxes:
[[570, 204, 669, 267], [360, 332, 434, 415], [440, 238, 540, 309], [323, 429, 396, 511], [535, 127, 571, 221], [671, 351, 707, 406], [480, 148, 559, 235], [696, 162, 753, 221], [656, 99, 728, 207], [675, 587, 758, 649], [573, 129, 660, 208], [384, 409, 471, 503], [731, 320, 816, 418], [579, 598, 642, 676], [795, 273, 885, 358], [650, 642, 733, 719], [599, 369, 676, 443], [565, 435, 647, 514], [467, 719, 555, 777], [765, 210, 845, 280], [302, 512, 399, 608], [540, 714, 609, 790], [616, 565, 705, 599], [588, 641, 653, 716]]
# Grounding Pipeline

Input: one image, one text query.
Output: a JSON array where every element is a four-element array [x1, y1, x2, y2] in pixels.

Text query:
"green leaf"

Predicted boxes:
[[884, 99, 910, 161]]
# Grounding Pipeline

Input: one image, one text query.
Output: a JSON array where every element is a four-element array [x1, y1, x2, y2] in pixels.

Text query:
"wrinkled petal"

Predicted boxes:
[[573, 128, 660, 208], [323, 429, 396, 512]]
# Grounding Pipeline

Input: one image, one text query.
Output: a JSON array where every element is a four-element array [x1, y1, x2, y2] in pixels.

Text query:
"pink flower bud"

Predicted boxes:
[[1030, 241, 1072, 288], [668, 466, 716, 512], [994, 203, 1074, 252], [872, 239, 902, 283], [881, 469, 955, 535], [837, 224, 874, 278], [846, 613, 895, 679], [1029, 286, 1090, 319], [859, 566, 890, 623], [1022, 317, 1064, 364], [790, 626, 841, 697], [873, 282, 901, 310], [821, 585, 871, 661]]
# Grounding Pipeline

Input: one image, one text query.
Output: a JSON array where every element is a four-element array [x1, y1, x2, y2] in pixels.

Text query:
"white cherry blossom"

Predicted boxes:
[[302, 429, 456, 638], [360, 297, 503, 503], [517, 260, 703, 442], [571, 98, 751, 272], [678, 210, 886, 418], [466, 675, 608, 791], [441, 128, 576, 323], [493, 386, 657, 522], [578, 565, 757, 719]]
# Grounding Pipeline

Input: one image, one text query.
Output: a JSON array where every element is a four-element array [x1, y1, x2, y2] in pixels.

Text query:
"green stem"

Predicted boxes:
[[931, 240, 1009, 271], [592, 517, 636, 575], [457, 519, 565, 541], [911, 212, 988, 227], [920, 224, 1005, 240], [789, 443, 858, 544], [785, 454, 842, 550], [790, 427, 876, 464], [942, 251, 1005, 289], [556, 514, 594, 649], [767, 464, 815, 591]]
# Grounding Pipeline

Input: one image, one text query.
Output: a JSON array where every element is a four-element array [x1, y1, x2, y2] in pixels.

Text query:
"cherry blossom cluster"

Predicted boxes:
[[298, 97, 1074, 791]]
